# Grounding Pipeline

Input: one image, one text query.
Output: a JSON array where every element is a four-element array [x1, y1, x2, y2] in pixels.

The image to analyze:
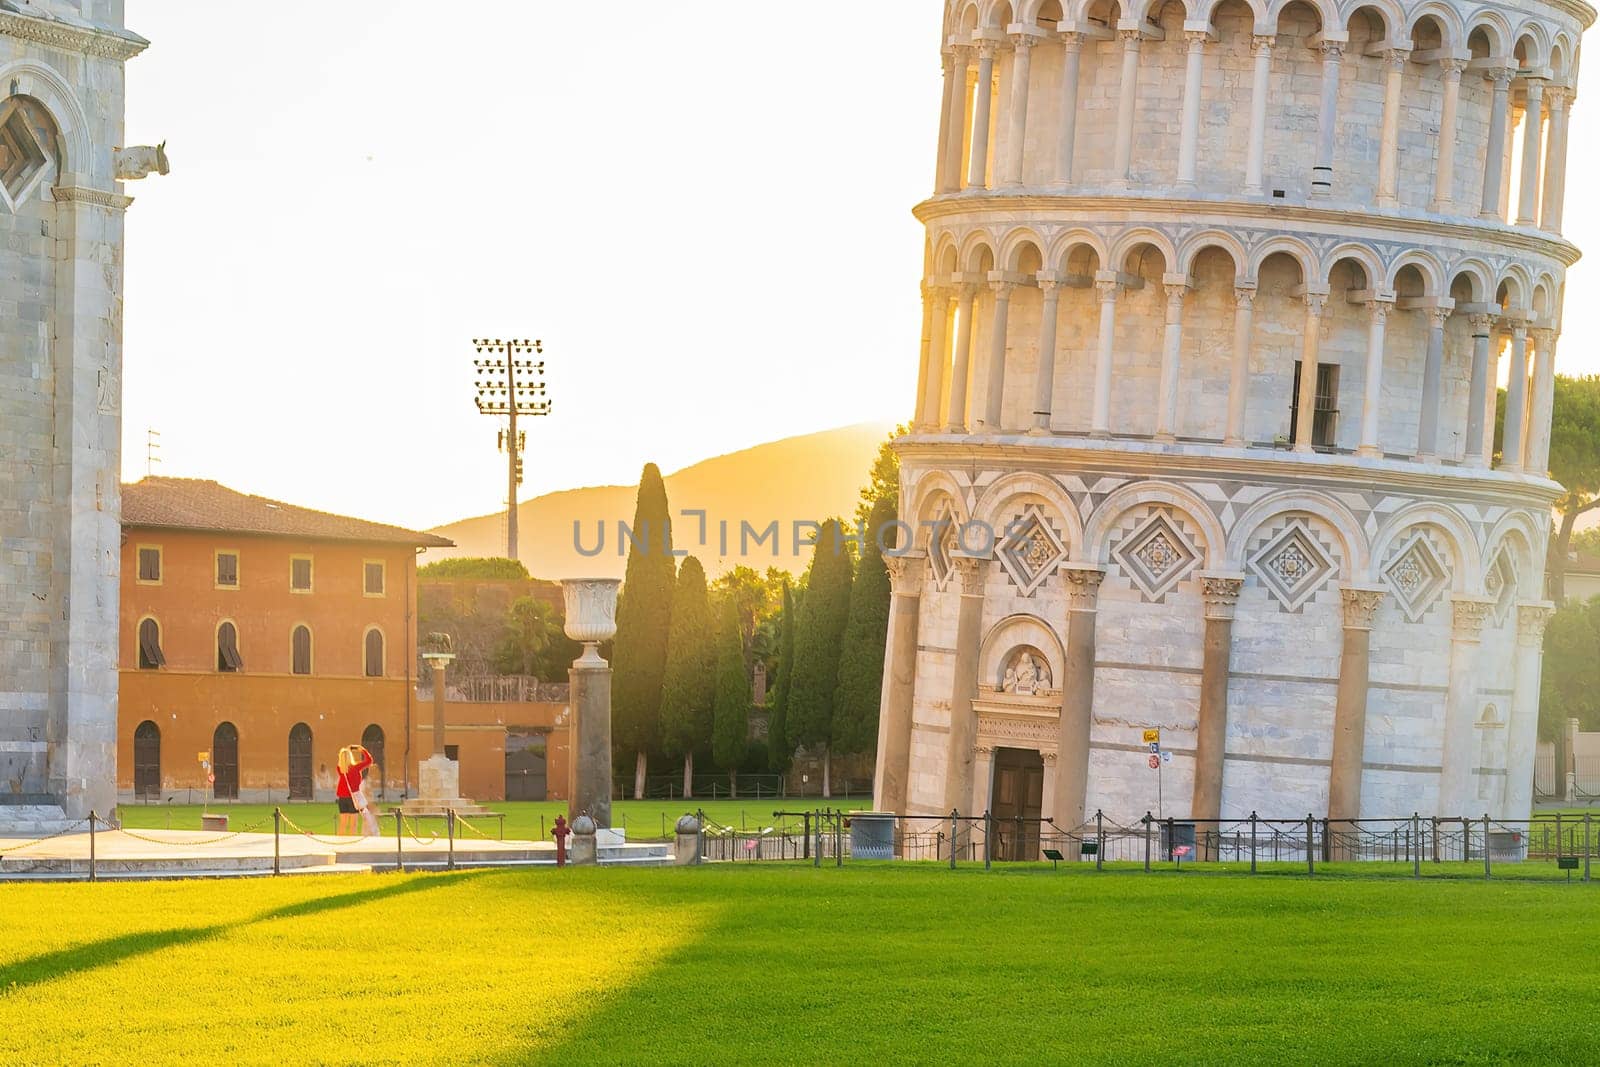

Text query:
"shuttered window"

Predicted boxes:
[[215, 551, 239, 588], [137, 546, 162, 584], [217, 621, 243, 672], [290, 556, 312, 592], [364, 561, 385, 596], [291, 625, 312, 676], [138, 618, 165, 669], [364, 629, 384, 678]]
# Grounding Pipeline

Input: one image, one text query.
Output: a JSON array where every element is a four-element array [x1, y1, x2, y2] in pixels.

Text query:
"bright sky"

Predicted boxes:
[[121, 3, 1600, 533], [120, 1, 936, 531]]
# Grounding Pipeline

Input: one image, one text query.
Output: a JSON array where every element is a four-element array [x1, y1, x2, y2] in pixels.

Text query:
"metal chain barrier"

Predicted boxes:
[[0, 817, 90, 855], [401, 816, 439, 845], [112, 821, 268, 847], [451, 814, 495, 841], [278, 812, 373, 848]]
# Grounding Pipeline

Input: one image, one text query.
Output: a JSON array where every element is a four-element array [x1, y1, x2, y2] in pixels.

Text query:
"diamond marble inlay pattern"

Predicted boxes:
[[1382, 532, 1450, 622], [997, 507, 1066, 596], [1110, 510, 1199, 603], [1249, 520, 1339, 613]]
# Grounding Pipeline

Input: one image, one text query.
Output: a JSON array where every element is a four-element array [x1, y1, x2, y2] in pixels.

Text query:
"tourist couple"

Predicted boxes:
[[336, 744, 380, 837]]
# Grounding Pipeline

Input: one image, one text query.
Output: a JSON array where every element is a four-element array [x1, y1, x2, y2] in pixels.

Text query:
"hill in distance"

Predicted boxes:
[[427, 422, 896, 580]]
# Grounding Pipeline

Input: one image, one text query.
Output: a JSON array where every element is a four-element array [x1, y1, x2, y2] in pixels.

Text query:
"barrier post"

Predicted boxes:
[[1586, 812, 1592, 883], [88, 810, 97, 883], [1095, 810, 1104, 872], [1431, 816, 1439, 863], [1165, 816, 1174, 863], [983, 810, 992, 870], [447, 809, 456, 872], [835, 813, 842, 868], [950, 809, 958, 871], [1412, 813, 1420, 879], [1143, 811, 1152, 873], [803, 813, 811, 860], [1483, 814, 1492, 880], [274, 807, 281, 876], [813, 814, 822, 869], [1305, 815, 1314, 876], [1558, 812, 1564, 863], [395, 809, 404, 873], [1321, 818, 1331, 863], [1249, 811, 1258, 873]]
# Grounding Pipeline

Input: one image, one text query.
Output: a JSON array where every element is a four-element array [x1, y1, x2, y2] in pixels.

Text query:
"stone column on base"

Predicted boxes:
[[1501, 323, 1529, 472], [1480, 68, 1514, 218], [1437, 596, 1492, 815], [1292, 291, 1327, 452], [1415, 304, 1452, 459], [1192, 573, 1243, 856], [1054, 564, 1104, 852], [1223, 285, 1254, 445], [1541, 87, 1571, 232], [1030, 274, 1061, 433], [1244, 36, 1272, 195], [1464, 313, 1493, 467], [1054, 33, 1082, 184], [967, 40, 998, 189], [1356, 296, 1394, 457], [942, 554, 989, 816], [1328, 586, 1384, 853], [1175, 30, 1207, 187], [1155, 278, 1189, 441], [873, 553, 926, 817], [1111, 28, 1142, 184], [1431, 59, 1465, 212], [1516, 78, 1546, 226], [570, 813, 597, 865], [562, 578, 620, 828], [941, 46, 971, 193], [1505, 603, 1555, 819], [979, 277, 1016, 430], [1311, 40, 1344, 196], [1090, 275, 1119, 437], [1002, 31, 1038, 186]]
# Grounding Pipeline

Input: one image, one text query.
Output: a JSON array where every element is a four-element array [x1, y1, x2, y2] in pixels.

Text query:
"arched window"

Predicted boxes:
[[288, 722, 313, 800], [212, 722, 239, 800], [362, 724, 386, 800], [364, 628, 385, 678], [216, 621, 242, 672], [137, 617, 165, 670], [291, 625, 312, 675], [134, 720, 161, 800]]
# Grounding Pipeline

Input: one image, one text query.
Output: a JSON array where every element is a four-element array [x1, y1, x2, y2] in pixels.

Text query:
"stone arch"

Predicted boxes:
[[1223, 488, 1368, 574], [1191, 0, 1268, 27], [1177, 229, 1248, 278], [1049, 229, 1108, 273], [1384, 249, 1446, 295], [909, 471, 972, 537], [1512, 23, 1550, 68], [1081, 481, 1226, 566], [957, 1, 984, 34], [1265, 0, 1334, 34], [1109, 227, 1178, 273], [1551, 33, 1574, 77], [1446, 258, 1494, 304], [1248, 235, 1317, 281], [1407, 3, 1463, 52], [1463, 11, 1512, 58], [982, 0, 1017, 28], [978, 614, 1066, 695], [0, 61, 90, 176], [932, 233, 962, 276], [1340, 0, 1405, 43], [973, 470, 1085, 552], [1319, 242, 1384, 291], [1483, 510, 1544, 599], [1496, 266, 1531, 314], [959, 230, 1000, 273], [1369, 502, 1482, 592], [1017, 0, 1064, 23], [998, 227, 1049, 273]]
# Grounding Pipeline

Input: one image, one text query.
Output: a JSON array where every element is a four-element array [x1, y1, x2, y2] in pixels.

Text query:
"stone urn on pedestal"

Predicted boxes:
[[563, 578, 620, 828]]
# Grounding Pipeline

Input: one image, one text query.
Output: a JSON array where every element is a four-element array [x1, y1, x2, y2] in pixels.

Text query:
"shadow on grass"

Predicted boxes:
[[0, 871, 483, 995]]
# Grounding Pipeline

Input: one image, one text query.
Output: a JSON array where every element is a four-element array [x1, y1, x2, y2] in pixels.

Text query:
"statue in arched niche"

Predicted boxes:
[[1001, 647, 1052, 696]]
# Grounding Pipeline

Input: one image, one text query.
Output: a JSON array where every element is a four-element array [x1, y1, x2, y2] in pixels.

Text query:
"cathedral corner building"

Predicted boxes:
[[874, 0, 1587, 851], [0, 4, 149, 831]]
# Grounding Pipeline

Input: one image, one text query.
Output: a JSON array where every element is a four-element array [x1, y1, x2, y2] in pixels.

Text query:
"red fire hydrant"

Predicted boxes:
[[552, 814, 570, 867]]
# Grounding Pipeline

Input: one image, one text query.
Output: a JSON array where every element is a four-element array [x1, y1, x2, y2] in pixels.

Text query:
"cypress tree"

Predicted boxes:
[[767, 582, 796, 774], [786, 520, 854, 797], [659, 556, 714, 799], [712, 599, 752, 799], [833, 495, 896, 761], [611, 463, 675, 798]]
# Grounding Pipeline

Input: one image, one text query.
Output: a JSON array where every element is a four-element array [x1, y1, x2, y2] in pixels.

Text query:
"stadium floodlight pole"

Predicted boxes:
[[473, 337, 551, 562]]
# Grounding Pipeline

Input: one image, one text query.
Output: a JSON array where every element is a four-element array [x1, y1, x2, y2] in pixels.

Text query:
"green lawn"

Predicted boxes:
[[3, 864, 1600, 1063], [115, 798, 870, 841]]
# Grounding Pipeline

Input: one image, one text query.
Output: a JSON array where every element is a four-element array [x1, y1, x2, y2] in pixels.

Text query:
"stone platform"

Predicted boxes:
[[0, 828, 671, 881]]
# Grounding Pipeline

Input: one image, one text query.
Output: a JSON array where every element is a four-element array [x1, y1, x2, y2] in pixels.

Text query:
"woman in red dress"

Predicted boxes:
[[335, 744, 373, 836]]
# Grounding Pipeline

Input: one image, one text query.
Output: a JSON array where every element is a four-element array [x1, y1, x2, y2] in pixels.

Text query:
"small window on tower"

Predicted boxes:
[[290, 556, 313, 592], [138, 618, 165, 670], [215, 551, 239, 589], [364, 561, 386, 597], [217, 621, 243, 673], [137, 546, 162, 584]]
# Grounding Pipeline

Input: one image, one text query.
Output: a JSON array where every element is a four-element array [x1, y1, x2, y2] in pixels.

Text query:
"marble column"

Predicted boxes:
[[1112, 29, 1142, 184], [942, 46, 971, 193], [1002, 33, 1037, 186], [919, 286, 952, 430], [946, 284, 979, 432], [979, 278, 1016, 431], [1328, 587, 1384, 844], [1431, 59, 1465, 211], [1244, 36, 1272, 195], [935, 50, 959, 192], [1541, 87, 1570, 231], [1292, 291, 1326, 453], [1055, 565, 1104, 850], [1030, 275, 1061, 433], [943, 555, 988, 815], [1464, 313, 1493, 467], [1090, 275, 1119, 437], [967, 41, 998, 189], [1357, 297, 1393, 457], [874, 554, 926, 818], [1437, 595, 1491, 815], [1516, 78, 1546, 226], [1505, 603, 1556, 820], [1527, 328, 1557, 473], [912, 282, 934, 430], [1415, 305, 1450, 459], [1224, 285, 1255, 446], [1192, 574, 1243, 857], [1055, 32, 1083, 184], [1480, 68, 1514, 219], [1176, 30, 1207, 187], [1155, 280, 1188, 441], [1375, 49, 1410, 207], [1501, 323, 1529, 472], [1311, 41, 1343, 196], [570, 662, 613, 827]]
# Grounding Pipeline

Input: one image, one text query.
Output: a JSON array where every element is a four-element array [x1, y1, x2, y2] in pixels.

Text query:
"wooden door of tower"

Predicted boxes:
[[213, 722, 239, 800], [990, 747, 1044, 861], [288, 723, 313, 800], [505, 730, 548, 801]]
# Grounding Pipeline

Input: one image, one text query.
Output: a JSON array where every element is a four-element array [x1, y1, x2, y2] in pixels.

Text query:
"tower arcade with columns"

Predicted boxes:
[[873, 0, 1580, 845]]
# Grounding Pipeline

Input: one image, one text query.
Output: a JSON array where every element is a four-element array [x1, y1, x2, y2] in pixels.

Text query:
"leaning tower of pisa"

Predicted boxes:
[[874, 0, 1587, 847]]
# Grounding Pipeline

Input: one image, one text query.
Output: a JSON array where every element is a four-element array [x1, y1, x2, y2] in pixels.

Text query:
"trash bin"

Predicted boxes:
[[849, 813, 896, 859], [201, 813, 228, 831]]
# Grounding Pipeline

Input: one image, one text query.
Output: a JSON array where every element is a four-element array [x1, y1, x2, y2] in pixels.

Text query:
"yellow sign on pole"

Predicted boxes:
[[1141, 729, 1160, 745], [197, 751, 209, 763]]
